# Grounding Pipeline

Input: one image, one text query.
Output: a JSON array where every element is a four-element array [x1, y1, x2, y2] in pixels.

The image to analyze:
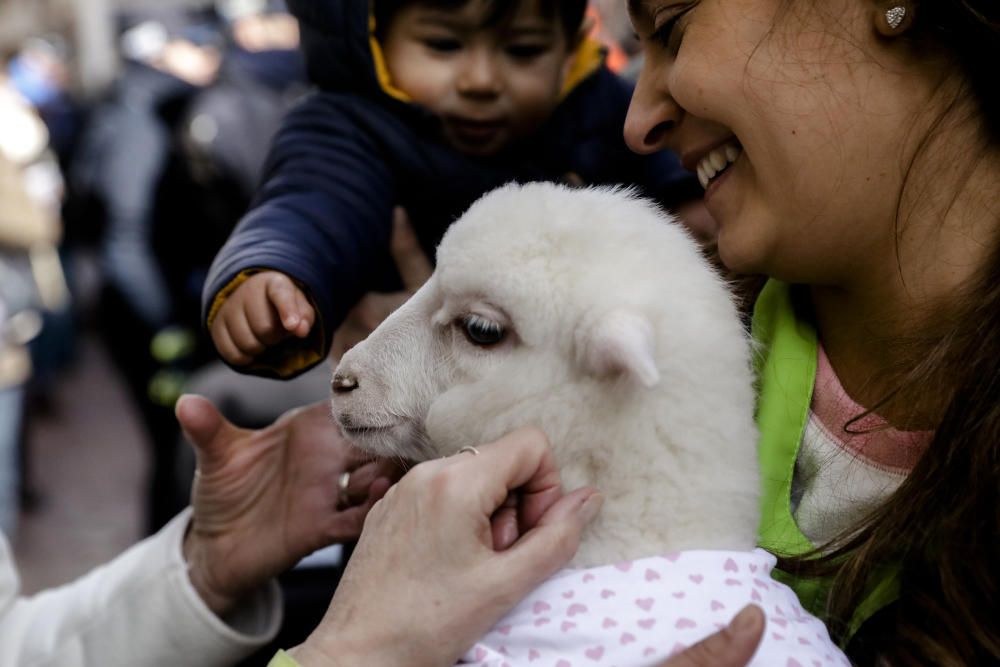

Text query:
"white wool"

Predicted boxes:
[[332, 183, 760, 566]]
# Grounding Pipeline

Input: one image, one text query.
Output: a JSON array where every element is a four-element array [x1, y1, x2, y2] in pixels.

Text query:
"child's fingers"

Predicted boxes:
[[211, 318, 255, 366], [266, 275, 314, 337], [225, 310, 269, 358]]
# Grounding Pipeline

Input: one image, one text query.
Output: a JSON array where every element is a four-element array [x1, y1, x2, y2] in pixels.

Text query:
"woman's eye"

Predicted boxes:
[[506, 43, 548, 59], [651, 6, 691, 53], [460, 314, 505, 346], [424, 37, 462, 52]]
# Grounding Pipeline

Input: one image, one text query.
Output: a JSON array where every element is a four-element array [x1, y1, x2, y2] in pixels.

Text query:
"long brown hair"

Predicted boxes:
[[778, 1, 1000, 664]]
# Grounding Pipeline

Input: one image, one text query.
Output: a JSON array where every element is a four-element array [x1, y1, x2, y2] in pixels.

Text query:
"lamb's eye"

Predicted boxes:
[[460, 314, 505, 346]]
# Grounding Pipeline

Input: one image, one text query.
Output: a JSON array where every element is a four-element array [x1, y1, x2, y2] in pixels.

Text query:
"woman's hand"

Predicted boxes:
[[290, 427, 603, 667], [657, 605, 765, 667], [176, 394, 402, 615]]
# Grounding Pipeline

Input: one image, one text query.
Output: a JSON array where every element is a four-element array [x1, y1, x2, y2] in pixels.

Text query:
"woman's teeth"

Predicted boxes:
[[697, 142, 742, 189]]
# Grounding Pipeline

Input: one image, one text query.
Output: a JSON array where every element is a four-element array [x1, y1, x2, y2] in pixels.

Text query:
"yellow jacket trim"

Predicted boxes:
[[367, 11, 605, 104]]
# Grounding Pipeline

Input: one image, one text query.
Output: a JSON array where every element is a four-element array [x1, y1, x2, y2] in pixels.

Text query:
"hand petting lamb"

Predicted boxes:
[[331, 183, 849, 667]]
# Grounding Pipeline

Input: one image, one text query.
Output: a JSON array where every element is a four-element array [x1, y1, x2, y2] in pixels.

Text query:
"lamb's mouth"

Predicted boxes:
[[336, 416, 433, 461], [341, 424, 394, 436]]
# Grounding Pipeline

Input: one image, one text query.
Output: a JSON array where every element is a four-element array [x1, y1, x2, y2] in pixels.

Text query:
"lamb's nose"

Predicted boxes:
[[331, 373, 359, 394]]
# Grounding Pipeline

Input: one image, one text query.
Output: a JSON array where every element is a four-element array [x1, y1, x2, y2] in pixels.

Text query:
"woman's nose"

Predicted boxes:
[[624, 66, 679, 154]]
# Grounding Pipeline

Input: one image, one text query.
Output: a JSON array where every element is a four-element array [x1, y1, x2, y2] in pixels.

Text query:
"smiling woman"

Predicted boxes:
[[625, 0, 1000, 663]]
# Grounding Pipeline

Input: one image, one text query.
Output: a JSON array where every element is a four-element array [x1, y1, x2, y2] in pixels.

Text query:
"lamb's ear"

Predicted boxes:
[[576, 309, 660, 388]]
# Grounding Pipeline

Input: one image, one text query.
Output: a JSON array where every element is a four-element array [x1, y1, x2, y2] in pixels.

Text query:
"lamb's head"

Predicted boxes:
[[332, 183, 760, 559]]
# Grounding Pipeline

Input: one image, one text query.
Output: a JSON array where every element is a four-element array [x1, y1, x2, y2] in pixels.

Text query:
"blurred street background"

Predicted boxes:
[[0, 0, 640, 648]]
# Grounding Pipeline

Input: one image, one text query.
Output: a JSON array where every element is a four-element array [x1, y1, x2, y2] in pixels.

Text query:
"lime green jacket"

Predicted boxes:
[[753, 279, 898, 640]]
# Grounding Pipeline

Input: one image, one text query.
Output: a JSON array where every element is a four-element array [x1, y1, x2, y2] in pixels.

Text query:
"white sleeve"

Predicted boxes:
[[0, 508, 283, 667]]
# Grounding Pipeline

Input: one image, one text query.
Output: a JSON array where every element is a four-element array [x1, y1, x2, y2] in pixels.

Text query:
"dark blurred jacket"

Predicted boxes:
[[203, 0, 696, 378]]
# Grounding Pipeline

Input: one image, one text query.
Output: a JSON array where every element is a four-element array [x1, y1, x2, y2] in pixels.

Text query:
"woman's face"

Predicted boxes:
[[625, 0, 943, 283]]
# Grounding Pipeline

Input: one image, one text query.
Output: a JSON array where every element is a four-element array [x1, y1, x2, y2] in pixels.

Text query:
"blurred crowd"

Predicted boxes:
[[1, 0, 309, 539], [0, 0, 641, 544]]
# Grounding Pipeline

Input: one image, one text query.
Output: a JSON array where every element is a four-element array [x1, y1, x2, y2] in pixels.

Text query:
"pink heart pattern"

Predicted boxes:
[[532, 600, 551, 614], [465, 550, 844, 666]]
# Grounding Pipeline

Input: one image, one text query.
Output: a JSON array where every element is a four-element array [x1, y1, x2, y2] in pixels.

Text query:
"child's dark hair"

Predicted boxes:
[[373, 0, 588, 42]]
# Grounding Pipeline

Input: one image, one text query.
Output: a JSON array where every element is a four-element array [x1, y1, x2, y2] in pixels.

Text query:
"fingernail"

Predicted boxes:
[[577, 492, 604, 523], [731, 605, 761, 636]]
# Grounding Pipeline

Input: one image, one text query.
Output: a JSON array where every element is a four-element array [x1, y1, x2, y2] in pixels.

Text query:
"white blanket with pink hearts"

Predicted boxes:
[[459, 548, 850, 667]]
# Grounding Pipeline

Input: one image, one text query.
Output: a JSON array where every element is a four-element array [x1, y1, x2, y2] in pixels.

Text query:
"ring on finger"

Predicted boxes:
[[338, 470, 352, 506]]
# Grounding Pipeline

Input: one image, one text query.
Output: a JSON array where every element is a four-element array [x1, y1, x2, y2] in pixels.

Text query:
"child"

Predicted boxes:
[[203, 0, 697, 378], [624, 0, 999, 664]]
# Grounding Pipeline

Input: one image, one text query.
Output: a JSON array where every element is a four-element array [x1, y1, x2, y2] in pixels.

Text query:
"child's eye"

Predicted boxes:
[[424, 37, 462, 52], [505, 43, 548, 59]]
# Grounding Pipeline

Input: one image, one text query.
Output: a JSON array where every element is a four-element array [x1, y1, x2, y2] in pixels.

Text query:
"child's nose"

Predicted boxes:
[[456, 51, 502, 98]]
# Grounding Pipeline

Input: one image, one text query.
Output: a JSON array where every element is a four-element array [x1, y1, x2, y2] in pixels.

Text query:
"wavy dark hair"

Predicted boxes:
[[372, 0, 589, 41], [776, 1, 1000, 664]]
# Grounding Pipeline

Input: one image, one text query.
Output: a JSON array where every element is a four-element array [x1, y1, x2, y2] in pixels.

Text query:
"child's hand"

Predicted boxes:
[[210, 271, 315, 366]]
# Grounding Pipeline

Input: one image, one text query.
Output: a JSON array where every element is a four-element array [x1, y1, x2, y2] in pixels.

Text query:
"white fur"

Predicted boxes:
[[332, 183, 760, 567]]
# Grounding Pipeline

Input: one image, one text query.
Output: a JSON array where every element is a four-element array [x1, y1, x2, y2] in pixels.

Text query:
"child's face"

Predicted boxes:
[[623, 0, 952, 285], [381, 0, 578, 156]]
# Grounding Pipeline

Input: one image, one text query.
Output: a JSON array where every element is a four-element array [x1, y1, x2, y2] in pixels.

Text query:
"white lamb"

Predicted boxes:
[[331, 183, 848, 667]]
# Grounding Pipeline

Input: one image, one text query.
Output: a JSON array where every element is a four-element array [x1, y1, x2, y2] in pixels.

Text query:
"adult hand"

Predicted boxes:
[[657, 605, 765, 667], [290, 428, 604, 667], [176, 394, 403, 616], [330, 207, 433, 359]]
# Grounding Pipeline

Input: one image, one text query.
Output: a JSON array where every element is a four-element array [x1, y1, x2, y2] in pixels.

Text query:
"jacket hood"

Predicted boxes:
[[287, 0, 603, 103]]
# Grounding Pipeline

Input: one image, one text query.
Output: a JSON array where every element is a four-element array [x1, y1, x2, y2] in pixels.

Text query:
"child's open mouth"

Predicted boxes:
[[446, 116, 506, 146]]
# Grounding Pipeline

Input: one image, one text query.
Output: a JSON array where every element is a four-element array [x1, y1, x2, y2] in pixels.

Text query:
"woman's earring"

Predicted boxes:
[[886, 6, 906, 28], [877, 2, 913, 36]]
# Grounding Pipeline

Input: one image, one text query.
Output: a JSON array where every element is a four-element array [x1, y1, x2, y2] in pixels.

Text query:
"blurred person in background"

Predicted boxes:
[[70, 6, 224, 340], [67, 2, 306, 534], [0, 71, 68, 536]]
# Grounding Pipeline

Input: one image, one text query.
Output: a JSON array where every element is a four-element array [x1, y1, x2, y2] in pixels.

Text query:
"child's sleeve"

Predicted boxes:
[[202, 92, 398, 379]]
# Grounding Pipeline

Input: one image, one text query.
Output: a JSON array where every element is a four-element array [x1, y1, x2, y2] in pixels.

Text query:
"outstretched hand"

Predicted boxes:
[[176, 394, 402, 615]]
